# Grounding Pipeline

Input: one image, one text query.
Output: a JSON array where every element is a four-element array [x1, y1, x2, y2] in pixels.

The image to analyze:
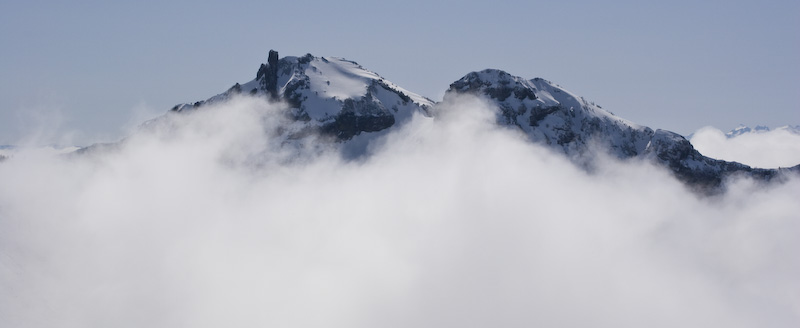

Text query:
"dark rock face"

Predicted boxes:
[[529, 105, 561, 126], [281, 73, 309, 110], [228, 83, 242, 94], [321, 112, 396, 140], [449, 71, 537, 102], [642, 129, 788, 191], [318, 83, 398, 140], [256, 50, 280, 99]]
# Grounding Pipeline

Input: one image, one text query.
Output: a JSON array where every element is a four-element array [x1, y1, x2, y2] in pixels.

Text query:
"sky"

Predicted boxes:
[[0, 0, 799, 146]]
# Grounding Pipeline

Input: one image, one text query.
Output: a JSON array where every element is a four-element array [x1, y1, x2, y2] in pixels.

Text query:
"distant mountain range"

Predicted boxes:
[[725, 124, 800, 138], [90, 51, 800, 192]]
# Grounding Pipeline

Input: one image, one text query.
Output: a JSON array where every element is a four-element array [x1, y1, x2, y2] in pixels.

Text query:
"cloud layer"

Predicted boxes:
[[1, 96, 798, 327], [690, 126, 800, 168]]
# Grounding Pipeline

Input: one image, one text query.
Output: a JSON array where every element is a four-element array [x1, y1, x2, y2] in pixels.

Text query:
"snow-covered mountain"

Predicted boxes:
[[726, 124, 800, 138], [446, 70, 653, 160], [111, 51, 800, 191], [445, 69, 793, 190], [170, 50, 433, 141]]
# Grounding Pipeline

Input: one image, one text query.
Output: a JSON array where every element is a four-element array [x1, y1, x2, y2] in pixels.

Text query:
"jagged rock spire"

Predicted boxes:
[[256, 50, 279, 99]]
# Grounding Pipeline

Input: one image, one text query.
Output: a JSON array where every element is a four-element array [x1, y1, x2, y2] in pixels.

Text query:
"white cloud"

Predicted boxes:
[[1, 96, 798, 327], [690, 126, 800, 168]]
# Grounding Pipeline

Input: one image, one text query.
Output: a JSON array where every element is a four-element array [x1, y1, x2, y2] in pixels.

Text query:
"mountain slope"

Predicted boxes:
[[447, 70, 654, 159], [446, 69, 796, 190]]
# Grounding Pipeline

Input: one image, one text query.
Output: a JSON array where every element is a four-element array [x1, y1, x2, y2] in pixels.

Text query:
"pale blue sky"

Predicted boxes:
[[1, 0, 798, 145]]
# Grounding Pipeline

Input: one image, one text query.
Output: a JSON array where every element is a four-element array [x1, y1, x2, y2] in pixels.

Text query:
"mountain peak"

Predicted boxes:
[[448, 69, 651, 159], [449, 69, 538, 103], [445, 70, 799, 191], [170, 51, 434, 141]]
